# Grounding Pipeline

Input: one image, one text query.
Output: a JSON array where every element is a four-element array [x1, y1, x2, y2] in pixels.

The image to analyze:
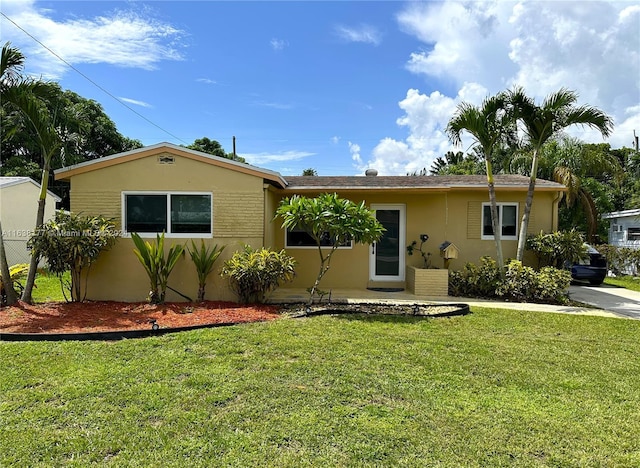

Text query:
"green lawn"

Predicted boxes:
[[605, 275, 640, 292], [1, 308, 639, 466]]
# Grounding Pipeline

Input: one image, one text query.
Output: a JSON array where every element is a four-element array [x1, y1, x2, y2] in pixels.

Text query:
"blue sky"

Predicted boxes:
[[2, 0, 639, 176]]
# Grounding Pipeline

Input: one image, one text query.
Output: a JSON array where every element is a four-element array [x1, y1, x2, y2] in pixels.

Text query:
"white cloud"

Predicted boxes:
[[331, 136, 341, 144], [240, 150, 315, 165], [270, 38, 288, 51], [252, 101, 294, 110], [348, 141, 362, 166], [0, 0, 185, 78], [334, 24, 382, 45], [118, 97, 152, 108], [196, 78, 216, 85], [370, 1, 640, 175]]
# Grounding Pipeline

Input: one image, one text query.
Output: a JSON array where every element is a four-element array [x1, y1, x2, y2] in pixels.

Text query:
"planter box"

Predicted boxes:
[[406, 266, 449, 296]]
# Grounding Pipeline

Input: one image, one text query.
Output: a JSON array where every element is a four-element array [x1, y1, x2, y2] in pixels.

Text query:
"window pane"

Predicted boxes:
[[376, 209, 400, 276], [502, 205, 517, 236], [483, 205, 494, 236], [126, 195, 167, 232], [171, 195, 211, 234], [286, 226, 350, 247]]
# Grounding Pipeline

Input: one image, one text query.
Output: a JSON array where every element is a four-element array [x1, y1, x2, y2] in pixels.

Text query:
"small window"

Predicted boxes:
[[628, 227, 640, 241], [285, 226, 352, 249], [482, 203, 518, 240], [124, 192, 212, 237]]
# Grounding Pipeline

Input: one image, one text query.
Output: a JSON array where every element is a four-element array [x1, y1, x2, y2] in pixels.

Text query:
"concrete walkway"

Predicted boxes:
[[569, 284, 640, 320], [268, 288, 623, 319]]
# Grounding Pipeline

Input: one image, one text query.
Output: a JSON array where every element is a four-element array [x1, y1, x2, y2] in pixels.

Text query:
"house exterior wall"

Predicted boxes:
[[67, 152, 267, 302], [607, 212, 640, 249], [271, 189, 559, 291], [1, 182, 58, 265]]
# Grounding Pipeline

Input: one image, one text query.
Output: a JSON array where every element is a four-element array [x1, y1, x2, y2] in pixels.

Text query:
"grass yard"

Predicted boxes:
[[1, 308, 639, 467], [605, 275, 640, 292]]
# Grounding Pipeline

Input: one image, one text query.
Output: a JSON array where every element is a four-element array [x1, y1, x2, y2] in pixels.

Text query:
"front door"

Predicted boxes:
[[369, 204, 406, 281]]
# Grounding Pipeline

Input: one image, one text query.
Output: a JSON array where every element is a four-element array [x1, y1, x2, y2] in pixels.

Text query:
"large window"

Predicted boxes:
[[285, 226, 352, 249], [482, 203, 518, 240], [124, 192, 212, 236], [628, 227, 640, 241]]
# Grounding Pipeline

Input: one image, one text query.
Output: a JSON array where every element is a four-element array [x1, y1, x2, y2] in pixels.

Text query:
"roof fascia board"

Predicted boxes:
[[0, 177, 62, 201], [54, 142, 287, 188]]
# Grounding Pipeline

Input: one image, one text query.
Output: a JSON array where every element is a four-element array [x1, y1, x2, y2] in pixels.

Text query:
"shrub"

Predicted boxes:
[[449, 257, 570, 304], [221, 246, 296, 303], [188, 240, 225, 302], [28, 211, 119, 302], [595, 244, 640, 276], [0, 263, 29, 305], [448, 256, 501, 298], [526, 230, 588, 268], [131, 232, 184, 304]]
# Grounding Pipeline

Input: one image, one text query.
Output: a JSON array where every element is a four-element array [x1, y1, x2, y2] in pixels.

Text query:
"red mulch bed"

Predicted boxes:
[[0, 301, 281, 334]]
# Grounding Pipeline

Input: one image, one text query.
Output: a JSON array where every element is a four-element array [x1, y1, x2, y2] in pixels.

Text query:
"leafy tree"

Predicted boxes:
[[446, 93, 514, 273], [429, 150, 484, 175], [186, 137, 246, 163], [508, 87, 613, 261], [276, 193, 385, 304], [301, 168, 318, 176], [1, 42, 63, 304], [28, 211, 119, 302]]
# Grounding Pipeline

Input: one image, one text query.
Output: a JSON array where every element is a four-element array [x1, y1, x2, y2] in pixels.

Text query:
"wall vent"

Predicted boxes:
[[158, 155, 175, 164]]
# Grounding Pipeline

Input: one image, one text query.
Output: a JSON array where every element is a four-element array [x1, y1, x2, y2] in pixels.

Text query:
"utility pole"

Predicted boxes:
[[634, 130, 639, 152], [233, 136, 237, 159]]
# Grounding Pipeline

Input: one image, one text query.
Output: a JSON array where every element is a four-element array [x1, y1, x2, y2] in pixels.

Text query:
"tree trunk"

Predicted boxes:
[[516, 149, 540, 261], [21, 166, 51, 303], [0, 221, 19, 305], [486, 160, 504, 274]]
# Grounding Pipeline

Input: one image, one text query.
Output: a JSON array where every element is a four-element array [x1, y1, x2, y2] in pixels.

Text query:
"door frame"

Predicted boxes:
[[369, 203, 406, 282]]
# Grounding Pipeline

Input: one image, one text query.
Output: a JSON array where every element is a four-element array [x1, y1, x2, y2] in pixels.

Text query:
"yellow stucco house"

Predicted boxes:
[[55, 143, 565, 302], [0, 176, 61, 265]]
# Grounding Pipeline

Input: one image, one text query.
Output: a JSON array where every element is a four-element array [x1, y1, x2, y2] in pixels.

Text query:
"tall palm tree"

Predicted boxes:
[[446, 93, 513, 272], [1, 42, 61, 303], [508, 87, 614, 261]]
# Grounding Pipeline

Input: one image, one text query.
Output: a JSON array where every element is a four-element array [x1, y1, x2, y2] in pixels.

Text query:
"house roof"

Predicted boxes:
[[283, 174, 566, 192], [0, 176, 62, 201], [602, 209, 640, 219], [54, 142, 288, 188]]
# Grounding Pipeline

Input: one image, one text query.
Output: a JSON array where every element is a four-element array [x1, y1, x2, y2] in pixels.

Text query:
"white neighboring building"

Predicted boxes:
[[0, 177, 61, 265], [603, 209, 640, 249]]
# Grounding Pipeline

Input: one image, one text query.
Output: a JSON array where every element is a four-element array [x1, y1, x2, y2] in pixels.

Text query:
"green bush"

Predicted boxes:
[[595, 244, 640, 276], [449, 258, 570, 304], [131, 232, 184, 304], [221, 246, 296, 303], [28, 211, 119, 302], [188, 240, 225, 302], [526, 230, 588, 268]]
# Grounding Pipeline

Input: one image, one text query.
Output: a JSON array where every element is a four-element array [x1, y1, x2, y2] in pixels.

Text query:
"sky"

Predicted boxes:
[[1, 0, 639, 176]]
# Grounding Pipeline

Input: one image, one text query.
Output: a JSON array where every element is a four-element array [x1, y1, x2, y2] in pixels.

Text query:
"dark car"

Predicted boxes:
[[570, 244, 607, 286]]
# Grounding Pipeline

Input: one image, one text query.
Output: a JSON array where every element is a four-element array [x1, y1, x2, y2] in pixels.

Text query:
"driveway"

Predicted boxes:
[[569, 284, 640, 319]]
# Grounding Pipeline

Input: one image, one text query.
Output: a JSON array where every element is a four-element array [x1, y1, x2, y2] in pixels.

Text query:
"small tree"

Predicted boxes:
[[276, 193, 385, 304], [28, 211, 119, 302], [131, 232, 184, 304], [188, 240, 225, 302]]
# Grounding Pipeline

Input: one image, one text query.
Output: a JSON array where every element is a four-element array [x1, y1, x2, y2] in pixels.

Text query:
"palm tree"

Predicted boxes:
[[446, 93, 513, 272], [508, 87, 614, 261], [1, 42, 61, 303]]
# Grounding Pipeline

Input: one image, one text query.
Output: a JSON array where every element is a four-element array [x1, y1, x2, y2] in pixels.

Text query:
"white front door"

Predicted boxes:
[[369, 204, 406, 281]]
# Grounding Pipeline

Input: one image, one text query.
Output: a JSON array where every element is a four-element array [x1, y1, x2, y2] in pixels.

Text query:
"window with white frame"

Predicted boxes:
[[123, 192, 212, 236], [285, 226, 352, 249], [481, 203, 518, 240], [628, 227, 640, 241]]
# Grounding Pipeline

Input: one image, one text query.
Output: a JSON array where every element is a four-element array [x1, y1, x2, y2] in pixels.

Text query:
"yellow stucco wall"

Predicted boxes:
[[271, 189, 560, 291], [0, 181, 59, 265], [67, 152, 267, 302]]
